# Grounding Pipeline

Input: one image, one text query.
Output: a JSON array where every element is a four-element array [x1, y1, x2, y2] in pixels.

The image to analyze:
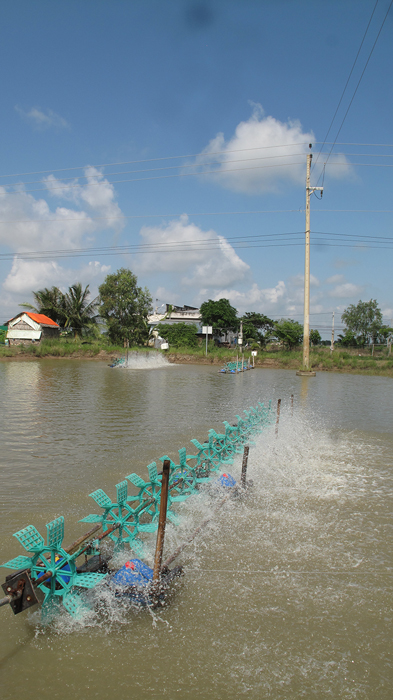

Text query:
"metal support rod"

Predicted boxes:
[[240, 445, 250, 488], [65, 524, 102, 556], [275, 398, 282, 436], [153, 459, 170, 581], [0, 595, 12, 607]]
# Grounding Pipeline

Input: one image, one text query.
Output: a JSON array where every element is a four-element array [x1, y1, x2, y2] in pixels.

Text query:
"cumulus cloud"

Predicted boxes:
[[0, 166, 123, 314], [290, 273, 320, 288], [133, 215, 249, 288], [326, 274, 345, 284], [3, 258, 110, 295], [206, 281, 287, 315], [15, 106, 70, 130], [194, 104, 350, 194], [0, 167, 124, 254], [328, 282, 364, 298]]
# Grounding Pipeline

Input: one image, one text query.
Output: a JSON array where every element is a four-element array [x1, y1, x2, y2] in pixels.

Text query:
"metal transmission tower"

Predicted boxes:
[[302, 149, 323, 370]]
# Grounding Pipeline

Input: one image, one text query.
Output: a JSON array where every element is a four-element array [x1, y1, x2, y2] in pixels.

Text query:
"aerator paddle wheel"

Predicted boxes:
[[1, 398, 278, 622], [1, 517, 107, 618]]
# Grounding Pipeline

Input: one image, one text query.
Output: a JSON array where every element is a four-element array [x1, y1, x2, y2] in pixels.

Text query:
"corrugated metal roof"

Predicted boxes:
[[25, 313, 59, 327]]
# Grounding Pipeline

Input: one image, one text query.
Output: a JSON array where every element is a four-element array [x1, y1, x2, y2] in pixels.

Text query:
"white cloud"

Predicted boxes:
[[134, 215, 249, 288], [290, 273, 320, 288], [326, 274, 345, 284], [15, 106, 70, 130], [194, 104, 350, 194], [0, 167, 124, 254], [0, 166, 123, 314], [3, 258, 111, 295], [328, 282, 364, 298], [209, 280, 287, 314]]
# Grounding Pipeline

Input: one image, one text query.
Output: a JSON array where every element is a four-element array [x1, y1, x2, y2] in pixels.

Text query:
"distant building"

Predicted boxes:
[[148, 304, 202, 329], [147, 304, 202, 348], [6, 312, 60, 346]]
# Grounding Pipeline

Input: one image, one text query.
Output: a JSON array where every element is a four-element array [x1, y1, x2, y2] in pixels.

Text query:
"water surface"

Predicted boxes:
[[0, 360, 392, 698]]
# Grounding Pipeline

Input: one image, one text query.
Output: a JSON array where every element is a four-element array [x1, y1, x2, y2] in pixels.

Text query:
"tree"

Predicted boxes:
[[309, 329, 321, 346], [20, 286, 67, 326], [200, 299, 239, 336], [241, 312, 275, 346], [99, 268, 153, 346], [341, 299, 383, 345], [63, 283, 98, 338], [274, 319, 303, 349], [156, 322, 198, 348]]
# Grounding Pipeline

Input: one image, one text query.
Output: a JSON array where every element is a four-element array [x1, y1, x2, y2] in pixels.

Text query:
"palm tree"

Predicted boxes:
[[63, 283, 98, 338], [20, 286, 67, 326]]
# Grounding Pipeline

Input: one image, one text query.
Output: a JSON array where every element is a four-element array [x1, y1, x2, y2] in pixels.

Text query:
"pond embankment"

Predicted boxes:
[[1, 342, 392, 376]]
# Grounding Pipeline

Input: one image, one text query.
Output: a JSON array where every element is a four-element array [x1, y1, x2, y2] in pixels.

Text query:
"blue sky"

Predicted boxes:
[[0, 0, 392, 337]]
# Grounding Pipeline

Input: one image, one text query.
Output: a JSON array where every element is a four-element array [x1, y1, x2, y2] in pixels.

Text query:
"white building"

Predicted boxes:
[[6, 312, 60, 346]]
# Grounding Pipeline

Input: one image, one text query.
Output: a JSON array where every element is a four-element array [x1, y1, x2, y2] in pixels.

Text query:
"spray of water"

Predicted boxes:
[[28, 406, 392, 698], [114, 351, 172, 370]]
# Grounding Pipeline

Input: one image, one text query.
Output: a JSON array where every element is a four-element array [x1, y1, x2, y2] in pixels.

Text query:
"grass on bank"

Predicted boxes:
[[0, 339, 392, 376]]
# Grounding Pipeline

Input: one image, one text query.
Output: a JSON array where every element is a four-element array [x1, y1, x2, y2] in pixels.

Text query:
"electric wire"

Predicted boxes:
[[1, 229, 393, 262], [2, 151, 393, 191], [312, 0, 379, 172], [318, 0, 393, 181], [0, 161, 307, 196]]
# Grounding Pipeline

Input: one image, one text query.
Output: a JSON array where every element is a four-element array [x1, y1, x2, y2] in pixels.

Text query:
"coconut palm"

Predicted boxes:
[[20, 286, 67, 326], [63, 283, 98, 338]]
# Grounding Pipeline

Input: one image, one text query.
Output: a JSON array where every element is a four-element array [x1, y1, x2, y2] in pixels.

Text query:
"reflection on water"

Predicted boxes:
[[0, 361, 392, 699]]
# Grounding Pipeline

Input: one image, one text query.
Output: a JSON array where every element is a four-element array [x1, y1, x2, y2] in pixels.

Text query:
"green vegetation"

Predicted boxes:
[[200, 298, 239, 335], [20, 283, 97, 336], [1, 340, 392, 376], [156, 322, 198, 348], [273, 319, 303, 349], [98, 268, 152, 346], [241, 312, 274, 345], [340, 299, 392, 346]]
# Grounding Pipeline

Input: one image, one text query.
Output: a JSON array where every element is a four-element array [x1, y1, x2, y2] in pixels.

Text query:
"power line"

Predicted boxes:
[[313, 0, 380, 172], [2, 158, 393, 198], [0, 161, 307, 196], [1, 229, 393, 261], [0, 152, 310, 189], [0, 143, 310, 181], [3, 151, 393, 190], [0, 208, 393, 226], [321, 0, 393, 177], [2, 239, 393, 263]]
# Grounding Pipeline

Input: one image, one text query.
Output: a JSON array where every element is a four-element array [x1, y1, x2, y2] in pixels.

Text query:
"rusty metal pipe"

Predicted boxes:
[[153, 459, 170, 581], [275, 398, 282, 436], [240, 445, 250, 489]]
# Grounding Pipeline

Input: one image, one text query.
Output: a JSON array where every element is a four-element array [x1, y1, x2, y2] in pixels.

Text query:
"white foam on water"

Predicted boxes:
[[28, 408, 392, 698], [114, 351, 172, 370]]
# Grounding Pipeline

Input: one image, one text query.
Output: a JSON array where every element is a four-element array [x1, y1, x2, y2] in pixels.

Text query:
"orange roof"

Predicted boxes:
[[26, 312, 59, 327]]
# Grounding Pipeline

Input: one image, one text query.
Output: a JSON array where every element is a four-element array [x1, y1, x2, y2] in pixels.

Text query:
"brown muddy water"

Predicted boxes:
[[0, 357, 392, 699]]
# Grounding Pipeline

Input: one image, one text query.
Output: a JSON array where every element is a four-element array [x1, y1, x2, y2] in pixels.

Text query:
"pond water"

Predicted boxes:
[[0, 359, 392, 699]]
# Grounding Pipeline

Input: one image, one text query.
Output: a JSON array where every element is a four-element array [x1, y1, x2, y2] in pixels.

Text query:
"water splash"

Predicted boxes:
[[114, 351, 172, 370]]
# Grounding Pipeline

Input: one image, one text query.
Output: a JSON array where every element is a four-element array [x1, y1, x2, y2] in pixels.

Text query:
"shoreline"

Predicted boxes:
[[0, 349, 392, 377]]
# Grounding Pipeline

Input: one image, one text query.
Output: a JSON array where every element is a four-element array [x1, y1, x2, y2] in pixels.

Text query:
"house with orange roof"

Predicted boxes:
[[6, 312, 60, 346]]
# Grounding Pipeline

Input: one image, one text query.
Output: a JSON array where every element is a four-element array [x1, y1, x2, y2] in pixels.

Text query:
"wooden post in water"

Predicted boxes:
[[275, 398, 281, 436], [290, 394, 294, 416], [153, 459, 170, 581], [241, 445, 250, 488]]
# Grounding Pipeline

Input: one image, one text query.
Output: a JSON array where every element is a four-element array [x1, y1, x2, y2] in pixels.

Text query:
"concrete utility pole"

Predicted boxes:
[[302, 148, 323, 370], [330, 311, 335, 353]]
